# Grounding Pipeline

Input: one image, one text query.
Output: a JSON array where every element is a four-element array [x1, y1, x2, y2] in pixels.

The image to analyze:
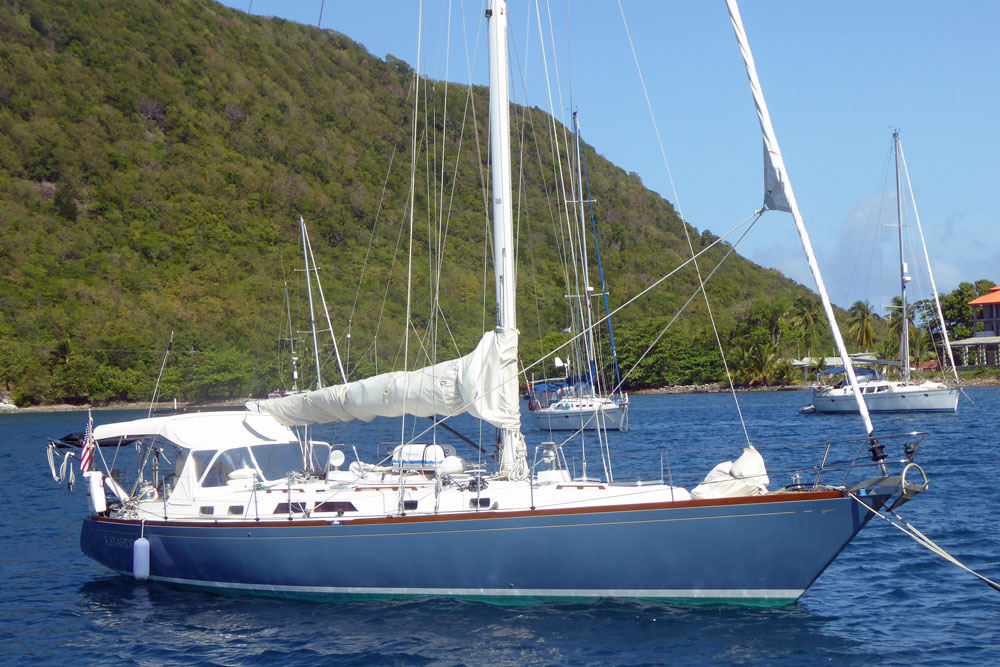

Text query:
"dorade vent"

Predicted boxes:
[[228, 505, 244, 516], [313, 501, 358, 514]]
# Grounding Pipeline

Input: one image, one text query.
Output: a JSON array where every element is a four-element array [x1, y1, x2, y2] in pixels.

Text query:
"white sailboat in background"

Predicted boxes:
[[808, 131, 959, 413], [528, 112, 628, 432], [47, 0, 954, 604]]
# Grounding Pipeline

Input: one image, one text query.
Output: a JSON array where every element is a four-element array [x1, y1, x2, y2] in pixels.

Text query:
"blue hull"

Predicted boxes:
[[81, 491, 880, 604]]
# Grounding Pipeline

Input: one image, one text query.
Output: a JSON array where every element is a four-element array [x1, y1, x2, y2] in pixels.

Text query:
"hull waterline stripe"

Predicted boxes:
[[109, 571, 804, 600]]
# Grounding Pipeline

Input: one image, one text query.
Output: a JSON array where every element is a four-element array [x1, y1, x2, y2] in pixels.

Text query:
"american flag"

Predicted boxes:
[[80, 411, 96, 472]]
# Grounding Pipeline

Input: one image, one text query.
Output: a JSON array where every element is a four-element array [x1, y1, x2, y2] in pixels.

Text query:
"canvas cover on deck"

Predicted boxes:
[[249, 329, 521, 430]]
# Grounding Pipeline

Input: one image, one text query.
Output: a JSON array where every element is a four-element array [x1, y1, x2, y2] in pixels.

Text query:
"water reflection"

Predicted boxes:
[[74, 577, 868, 665]]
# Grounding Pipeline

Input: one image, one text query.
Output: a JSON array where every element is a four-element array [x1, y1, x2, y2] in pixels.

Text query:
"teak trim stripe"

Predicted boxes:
[[89, 489, 846, 530]]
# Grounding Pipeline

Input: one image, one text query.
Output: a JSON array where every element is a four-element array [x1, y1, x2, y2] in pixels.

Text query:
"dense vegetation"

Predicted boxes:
[[3, 0, 960, 407]]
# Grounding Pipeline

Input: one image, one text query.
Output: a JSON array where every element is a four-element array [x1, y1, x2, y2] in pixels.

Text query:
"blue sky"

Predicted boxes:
[[219, 1, 999, 313]]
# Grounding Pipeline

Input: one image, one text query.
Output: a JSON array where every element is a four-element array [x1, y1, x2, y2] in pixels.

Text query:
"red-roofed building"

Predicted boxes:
[[969, 285, 1000, 336], [950, 284, 1000, 367]]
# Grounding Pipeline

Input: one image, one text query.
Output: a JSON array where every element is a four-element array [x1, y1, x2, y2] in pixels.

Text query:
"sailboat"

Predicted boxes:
[[807, 131, 959, 414], [48, 0, 933, 604], [528, 112, 629, 432]]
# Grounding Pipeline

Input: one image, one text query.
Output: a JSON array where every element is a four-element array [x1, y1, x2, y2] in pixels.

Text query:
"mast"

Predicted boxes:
[[580, 130, 623, 393], [300, 215, 323, 389], [304, 230, 348, 384], [727, 0, 884, 466], [573, 111, 600, 397], [283, 281, 299, 392], [894, 130, 911, 382], [486, 0, 526, 478]]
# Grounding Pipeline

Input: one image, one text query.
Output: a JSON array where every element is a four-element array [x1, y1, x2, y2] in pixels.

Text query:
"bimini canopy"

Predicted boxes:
[[92, 411, 297, 452]]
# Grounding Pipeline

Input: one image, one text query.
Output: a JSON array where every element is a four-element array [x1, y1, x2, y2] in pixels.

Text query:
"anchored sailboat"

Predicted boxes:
[[528, 111, 629, 432], [807, 131, 959, 414], [48, 0, 936, 604]]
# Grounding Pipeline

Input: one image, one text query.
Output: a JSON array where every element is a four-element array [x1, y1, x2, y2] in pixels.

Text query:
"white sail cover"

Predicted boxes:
[[690, 445, 769, 499], [249, 328, 521, 430]]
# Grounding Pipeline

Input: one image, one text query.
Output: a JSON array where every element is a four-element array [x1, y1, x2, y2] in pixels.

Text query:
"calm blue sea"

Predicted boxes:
[[2, 390, 998, 665]]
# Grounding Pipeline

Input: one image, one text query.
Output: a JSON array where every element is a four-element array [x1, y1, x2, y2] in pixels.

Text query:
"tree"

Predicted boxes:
[[886, 296, 914, 341], [847, 300, 877, 351], [911, 329, 932, 364], [938, 280, 997, 340], [788, 296, 824, 362]]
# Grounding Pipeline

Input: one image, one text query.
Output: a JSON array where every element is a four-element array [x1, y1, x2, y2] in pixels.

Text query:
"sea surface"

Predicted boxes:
[[2, 390, 998, 665]]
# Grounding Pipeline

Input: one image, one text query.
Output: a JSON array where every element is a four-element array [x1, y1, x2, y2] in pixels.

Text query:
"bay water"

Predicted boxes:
[[2, 390, 997, 665]]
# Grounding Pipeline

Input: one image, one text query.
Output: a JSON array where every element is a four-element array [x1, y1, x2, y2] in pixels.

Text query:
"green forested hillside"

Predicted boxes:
[[0, 0, 822, 405]]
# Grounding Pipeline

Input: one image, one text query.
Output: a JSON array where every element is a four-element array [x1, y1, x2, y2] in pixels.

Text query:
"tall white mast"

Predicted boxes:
[[487, 0, 526, 478], [726, 0, 883, 459], [894, 130, 911, 381]]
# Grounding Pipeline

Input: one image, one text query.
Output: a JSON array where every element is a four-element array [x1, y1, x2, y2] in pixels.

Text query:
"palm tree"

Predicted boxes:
[[847, 300, 877, 351], [788, 296, 823, 371], [911, 328, 932, 364], [886, 295, 916, 347]]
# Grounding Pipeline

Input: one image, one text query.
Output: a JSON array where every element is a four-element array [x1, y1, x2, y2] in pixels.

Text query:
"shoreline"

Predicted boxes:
[[0, 398, 248, 415], [634, 375, 1000, 396], [4, 377, 998, 413]]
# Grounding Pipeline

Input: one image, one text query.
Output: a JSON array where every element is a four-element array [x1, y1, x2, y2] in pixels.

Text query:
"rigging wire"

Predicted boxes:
[[617, 0, 751, 447], [612, 213, 763, 393], [842, 140, 893, 313], [345, 76, 415, 379], [898, 140, 967, 393]]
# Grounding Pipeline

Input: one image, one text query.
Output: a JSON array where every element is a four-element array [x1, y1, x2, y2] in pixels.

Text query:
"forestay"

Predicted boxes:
[[727, 0, 875, 436], [249, 328, 520, 430]]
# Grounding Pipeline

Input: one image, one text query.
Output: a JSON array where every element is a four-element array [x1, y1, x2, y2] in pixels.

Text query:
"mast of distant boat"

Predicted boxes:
[[282, 280, 299, 392], [300, 215, 324, 389], [894, 130, 911, 382], [896, 135, 963, 384], [572, 111, 602, 401]]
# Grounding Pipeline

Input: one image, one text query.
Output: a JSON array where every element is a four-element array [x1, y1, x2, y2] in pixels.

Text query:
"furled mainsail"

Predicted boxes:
[[249, 329, 520, 430]]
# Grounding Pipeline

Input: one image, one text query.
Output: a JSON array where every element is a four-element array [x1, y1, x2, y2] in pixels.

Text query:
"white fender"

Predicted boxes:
[[132, 537, 150, 581], [84, 471, 106, 514]]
